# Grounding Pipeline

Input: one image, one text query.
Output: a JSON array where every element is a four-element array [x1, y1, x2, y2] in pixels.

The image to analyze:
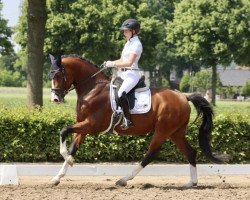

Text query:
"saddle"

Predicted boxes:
[[103, 76, 151, 134], [113, 76, 147, 110]]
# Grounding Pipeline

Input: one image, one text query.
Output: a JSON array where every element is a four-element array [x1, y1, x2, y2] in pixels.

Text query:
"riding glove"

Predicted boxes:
[[105, 61, 116, 68]]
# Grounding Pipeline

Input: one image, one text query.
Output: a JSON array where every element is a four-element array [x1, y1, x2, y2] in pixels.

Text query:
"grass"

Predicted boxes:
[[0, 87, 249, 116], [0, 87, 77, 113]]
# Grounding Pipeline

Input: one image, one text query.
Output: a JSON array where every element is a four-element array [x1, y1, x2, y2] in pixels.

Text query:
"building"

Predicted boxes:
[[217, 68, 250, 87]]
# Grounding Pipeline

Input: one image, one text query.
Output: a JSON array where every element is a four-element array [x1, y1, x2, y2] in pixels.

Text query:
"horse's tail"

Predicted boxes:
[[187, 94, 223, 164]]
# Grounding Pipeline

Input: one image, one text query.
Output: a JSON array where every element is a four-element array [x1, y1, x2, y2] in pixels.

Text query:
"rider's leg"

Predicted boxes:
[[118, 73, 139, 97], [118, 74, 139, 130], [119, 92, 133, 129]]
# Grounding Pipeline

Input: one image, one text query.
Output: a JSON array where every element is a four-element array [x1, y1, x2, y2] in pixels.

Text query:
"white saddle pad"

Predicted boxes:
[[110, 85, 151, 114]]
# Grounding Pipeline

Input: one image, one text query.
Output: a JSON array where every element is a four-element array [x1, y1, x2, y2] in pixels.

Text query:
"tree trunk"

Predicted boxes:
[[27, 0, 47, 107], [211, 65, 217, 106]]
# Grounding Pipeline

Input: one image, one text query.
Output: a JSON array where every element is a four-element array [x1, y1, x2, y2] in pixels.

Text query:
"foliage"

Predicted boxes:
[[14, 0, 196, 87], [0, 69, 25, 87], [166, 0, 250, 104], [167, 0, 250, 67], [217, 86, 241, 99], [242, 81, 250, 96], [0, 105, 249, 163], [179, 72, 190, 92], [0, 1, 13, 55], [190, 69, 223, 95], [0, 54, 26, 86]]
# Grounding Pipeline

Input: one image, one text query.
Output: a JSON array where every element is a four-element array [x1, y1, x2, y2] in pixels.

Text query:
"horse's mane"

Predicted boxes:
[[62, 54, 99, 69], [62, 54, 110, 80]]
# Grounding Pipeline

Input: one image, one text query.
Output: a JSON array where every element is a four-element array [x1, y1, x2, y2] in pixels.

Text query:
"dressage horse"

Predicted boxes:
[[49, 54, 222, 187]]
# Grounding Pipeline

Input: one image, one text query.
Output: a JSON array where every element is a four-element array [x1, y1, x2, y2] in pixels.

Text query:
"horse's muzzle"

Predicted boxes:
[[51, 91, 64, 103]]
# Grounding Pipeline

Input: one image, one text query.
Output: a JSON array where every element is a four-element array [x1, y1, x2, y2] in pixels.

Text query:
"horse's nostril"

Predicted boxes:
[[53, 99, 59, 103]]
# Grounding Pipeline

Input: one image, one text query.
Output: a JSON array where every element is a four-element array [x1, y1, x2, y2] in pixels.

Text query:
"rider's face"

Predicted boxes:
[[123, 29, 133, 40]]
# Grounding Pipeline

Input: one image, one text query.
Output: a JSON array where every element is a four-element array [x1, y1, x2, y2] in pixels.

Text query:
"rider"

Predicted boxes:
[[105, 19, 143, 130]]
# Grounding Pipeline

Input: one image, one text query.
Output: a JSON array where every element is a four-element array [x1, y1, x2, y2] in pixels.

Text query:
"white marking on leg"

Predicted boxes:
[[190, 164, 198, 184], [66, 155, 75, 166], [183, 164, 198, 188], [51, 161, 69, 186], [59, 136, 75, 166], [116, 164, 143, 186], [60, 136, 69, 160]]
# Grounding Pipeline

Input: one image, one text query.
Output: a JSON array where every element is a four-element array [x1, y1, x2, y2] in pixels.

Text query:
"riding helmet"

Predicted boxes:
[[120, 19, 140, 31]]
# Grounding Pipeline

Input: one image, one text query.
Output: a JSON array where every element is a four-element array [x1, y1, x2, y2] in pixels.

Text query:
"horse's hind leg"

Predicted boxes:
[[170, 125, 198, 188], [116, 133, 165, 187]]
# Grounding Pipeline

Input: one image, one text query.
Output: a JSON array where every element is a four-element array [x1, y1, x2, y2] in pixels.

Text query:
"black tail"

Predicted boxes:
[[187, 94, 223, 164]]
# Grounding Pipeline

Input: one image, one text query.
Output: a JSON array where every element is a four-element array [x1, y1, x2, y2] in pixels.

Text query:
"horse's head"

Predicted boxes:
[[49, 54, 109, 103], [49, 54, 70, 103]]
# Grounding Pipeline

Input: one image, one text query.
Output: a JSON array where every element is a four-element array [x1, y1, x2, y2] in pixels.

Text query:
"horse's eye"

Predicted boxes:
[[54, 74, 60, 79]]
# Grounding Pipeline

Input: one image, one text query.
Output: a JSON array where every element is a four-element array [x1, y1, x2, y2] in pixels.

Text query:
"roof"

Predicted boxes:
[[218, 69, 250, 86]]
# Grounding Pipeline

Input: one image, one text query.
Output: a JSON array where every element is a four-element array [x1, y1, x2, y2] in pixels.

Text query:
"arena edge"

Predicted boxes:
[[0, 107, 249, 163]]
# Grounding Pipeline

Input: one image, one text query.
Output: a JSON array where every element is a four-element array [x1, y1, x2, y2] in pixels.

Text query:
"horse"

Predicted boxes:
[[49, 54, 223, 188]]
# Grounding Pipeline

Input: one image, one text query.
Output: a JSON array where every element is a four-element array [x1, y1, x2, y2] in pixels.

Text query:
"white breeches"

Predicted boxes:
[[118, 71, 140, 97]]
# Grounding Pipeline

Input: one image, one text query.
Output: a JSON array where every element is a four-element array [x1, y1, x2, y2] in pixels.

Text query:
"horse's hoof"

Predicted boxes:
[[66, 155, 75, 167], [182, 181, 197, 188], [115, 179, 127, 187], [50, 177, 60, 186]]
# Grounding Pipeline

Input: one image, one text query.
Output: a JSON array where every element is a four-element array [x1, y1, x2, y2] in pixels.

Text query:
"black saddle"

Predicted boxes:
[[113, 76, 147, 110]]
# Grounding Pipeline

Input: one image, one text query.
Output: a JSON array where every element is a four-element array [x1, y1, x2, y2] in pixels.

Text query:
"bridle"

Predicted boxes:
[[49, 65, 71, 100], [49, 63, 107, 100]]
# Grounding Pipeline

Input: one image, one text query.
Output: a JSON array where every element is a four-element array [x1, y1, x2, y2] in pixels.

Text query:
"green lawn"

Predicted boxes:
[[0, 87, 249, 116], [0, 87, 77, 113]]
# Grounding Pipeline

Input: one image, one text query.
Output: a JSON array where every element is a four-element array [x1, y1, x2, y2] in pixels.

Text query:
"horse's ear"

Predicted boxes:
[[49, 54, 61, 70], [49, 54, 56, 65]]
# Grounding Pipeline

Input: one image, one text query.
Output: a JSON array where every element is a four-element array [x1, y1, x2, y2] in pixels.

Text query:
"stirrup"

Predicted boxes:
[[120, 117, 134, 130]]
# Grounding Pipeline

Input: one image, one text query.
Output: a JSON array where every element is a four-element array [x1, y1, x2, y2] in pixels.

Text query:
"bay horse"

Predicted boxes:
[[49, 54, 222, 188]]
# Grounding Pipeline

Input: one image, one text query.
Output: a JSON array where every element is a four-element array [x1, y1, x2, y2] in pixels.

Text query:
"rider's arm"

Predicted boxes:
[[113, 53, 137, 68]]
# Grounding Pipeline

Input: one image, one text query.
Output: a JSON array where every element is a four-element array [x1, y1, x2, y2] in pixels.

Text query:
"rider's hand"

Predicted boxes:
[[105, 61, 115, 68]]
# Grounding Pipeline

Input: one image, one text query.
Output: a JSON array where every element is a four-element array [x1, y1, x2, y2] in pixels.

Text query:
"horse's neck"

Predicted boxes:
[[75, 76, 109, 100], [73, 63, 109, 97]]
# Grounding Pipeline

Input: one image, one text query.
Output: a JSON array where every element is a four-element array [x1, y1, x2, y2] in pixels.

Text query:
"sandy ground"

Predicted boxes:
[[0, 175, 249, 200]]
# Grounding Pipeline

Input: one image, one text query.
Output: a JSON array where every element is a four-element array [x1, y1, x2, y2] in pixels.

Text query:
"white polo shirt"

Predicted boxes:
[[121, 35, 142, 70]]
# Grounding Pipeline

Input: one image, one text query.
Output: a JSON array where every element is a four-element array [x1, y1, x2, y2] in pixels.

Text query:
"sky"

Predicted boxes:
[[1, 0, 22, 27]]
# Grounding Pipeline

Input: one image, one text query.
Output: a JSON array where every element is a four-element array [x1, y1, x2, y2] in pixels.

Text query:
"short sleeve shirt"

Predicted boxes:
[[121, 36, 143, 69]]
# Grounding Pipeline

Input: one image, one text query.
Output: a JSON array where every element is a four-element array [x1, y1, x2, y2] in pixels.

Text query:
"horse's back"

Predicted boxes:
[[150, 88, 191, 125]]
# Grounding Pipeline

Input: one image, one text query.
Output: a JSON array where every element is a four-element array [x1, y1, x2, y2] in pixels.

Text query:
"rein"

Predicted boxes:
[[51, 63, 109, 96], [68, 63, 108, 92]]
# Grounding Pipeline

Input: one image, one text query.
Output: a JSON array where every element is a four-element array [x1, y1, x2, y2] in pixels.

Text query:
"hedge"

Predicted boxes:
[[0, 106, 249, 163]]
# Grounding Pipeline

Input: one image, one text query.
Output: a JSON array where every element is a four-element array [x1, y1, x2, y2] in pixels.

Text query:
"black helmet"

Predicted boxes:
[[120, 19, 140, 30]]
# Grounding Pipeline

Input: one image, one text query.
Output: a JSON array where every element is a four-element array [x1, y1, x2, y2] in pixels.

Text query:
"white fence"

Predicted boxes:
[[1, 163, 249, 185]]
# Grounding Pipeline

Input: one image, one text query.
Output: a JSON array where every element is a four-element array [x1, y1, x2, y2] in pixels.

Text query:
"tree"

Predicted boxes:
[[179, 72, 190, 92], [242, 81, 250, 96], [27, 0, 47, 107], [167, 0, 250, 105], [15, 0, 197, 89], [0, 0, 13, 55]]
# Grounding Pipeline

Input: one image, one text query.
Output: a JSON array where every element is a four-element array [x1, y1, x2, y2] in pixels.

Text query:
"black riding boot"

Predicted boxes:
[[119, 92, 133, 130]]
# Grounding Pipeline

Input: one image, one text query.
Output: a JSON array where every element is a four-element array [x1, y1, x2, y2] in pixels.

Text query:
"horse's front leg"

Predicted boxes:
[[51, 160, 69, 186], [58, 126, 74, 162], [51, 124, 87, 186]]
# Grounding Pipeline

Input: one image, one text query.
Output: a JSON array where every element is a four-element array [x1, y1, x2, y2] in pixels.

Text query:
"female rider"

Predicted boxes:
[[105, 19, 143, 130]]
